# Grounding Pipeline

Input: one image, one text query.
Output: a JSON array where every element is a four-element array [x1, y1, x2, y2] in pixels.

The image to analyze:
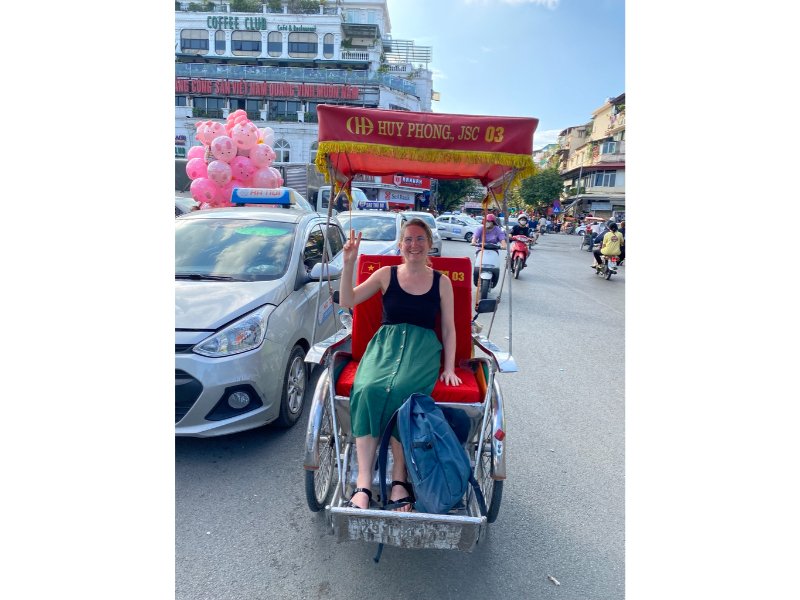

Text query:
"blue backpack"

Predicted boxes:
[[377, 392, 486, 515]]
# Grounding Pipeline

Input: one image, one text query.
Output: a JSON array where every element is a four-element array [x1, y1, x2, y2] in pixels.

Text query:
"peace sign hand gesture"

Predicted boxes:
[[343, 229, 362, 266]]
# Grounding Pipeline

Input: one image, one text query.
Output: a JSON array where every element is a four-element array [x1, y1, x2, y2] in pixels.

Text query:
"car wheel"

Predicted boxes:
[[465, 232, 473, 243], [274, 344, 308, 428]]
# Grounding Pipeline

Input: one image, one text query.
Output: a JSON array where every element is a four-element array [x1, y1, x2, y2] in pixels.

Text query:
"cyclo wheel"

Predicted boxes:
[[304, 375, 338, 512], [475, 403, 503, 523]]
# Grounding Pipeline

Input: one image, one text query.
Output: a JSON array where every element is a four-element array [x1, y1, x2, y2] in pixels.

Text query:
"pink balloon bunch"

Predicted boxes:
[[186, 112, 281, 208]]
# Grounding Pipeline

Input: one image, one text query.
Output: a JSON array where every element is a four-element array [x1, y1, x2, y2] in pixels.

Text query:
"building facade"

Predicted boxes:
[[557, 93, 625, 221], [175, 0, 435, 201]]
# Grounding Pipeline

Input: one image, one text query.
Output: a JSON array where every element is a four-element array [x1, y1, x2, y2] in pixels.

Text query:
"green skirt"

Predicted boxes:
[[350, 323, 442, 439]]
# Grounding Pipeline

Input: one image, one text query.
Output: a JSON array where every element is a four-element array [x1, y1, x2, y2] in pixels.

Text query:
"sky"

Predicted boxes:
[[388, 0, 625, 149]]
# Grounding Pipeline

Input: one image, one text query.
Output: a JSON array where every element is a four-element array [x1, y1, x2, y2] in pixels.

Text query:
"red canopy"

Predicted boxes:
[[315, 105, 538, 194]]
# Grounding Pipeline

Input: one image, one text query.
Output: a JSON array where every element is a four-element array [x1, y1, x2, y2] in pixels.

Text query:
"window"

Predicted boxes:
[[601, 141, 617, 154], [267, 100, 301, 121], [593, 171, 616, 187], [288, 32, 318, 58], [175, 96, 187, 106], [274, 139, 290, 162], [303, 226, 325, 271], [323, 33, 334, 58], [193, 97, 225, 119], [309, 141, 318, 164], [268, 31, 282, 56], [246, 98, 261, 120], [232, 31, 262, 56], [327, 224, 345, 258], [215, 30, 226, 55], [180, 29, 209, 54]]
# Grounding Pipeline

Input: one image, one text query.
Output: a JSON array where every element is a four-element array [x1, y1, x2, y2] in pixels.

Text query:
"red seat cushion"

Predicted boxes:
[[335, 361, 481, 404]]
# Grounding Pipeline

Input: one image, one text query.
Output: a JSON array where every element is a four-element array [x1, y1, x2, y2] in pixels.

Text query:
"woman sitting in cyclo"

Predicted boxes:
[[339, 218, 462, 511]]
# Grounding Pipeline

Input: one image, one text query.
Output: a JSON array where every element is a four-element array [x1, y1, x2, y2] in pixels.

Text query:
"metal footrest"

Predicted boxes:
[[329, 506, 486, 552]]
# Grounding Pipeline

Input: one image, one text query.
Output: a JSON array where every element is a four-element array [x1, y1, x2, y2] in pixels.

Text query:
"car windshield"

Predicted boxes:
[[338, 215, 397, 241], [409, 213, 436, 229], [175, 218, 297, 282]]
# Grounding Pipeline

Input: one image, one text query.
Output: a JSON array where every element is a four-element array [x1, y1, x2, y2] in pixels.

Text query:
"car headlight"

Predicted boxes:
[[193, 305, 276, 358]]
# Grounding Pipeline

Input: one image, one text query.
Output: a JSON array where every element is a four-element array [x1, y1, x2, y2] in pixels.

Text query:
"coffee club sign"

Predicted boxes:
[[207, 16, 266, 30], [204, 18, 316, 32], [175, 78, 359, 100]]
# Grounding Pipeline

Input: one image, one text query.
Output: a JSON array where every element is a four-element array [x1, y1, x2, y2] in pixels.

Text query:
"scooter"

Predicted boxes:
[[594, 253, 620, 280], [509, 235, 531, 279], [472, 242, 504, 300]]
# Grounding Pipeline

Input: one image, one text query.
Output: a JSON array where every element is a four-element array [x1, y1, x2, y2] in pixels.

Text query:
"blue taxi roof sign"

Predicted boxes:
[[232, 187, 292, 206]]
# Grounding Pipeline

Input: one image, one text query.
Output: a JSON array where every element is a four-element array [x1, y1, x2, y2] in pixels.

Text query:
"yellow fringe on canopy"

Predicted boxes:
[[315, 141, 537, 184]]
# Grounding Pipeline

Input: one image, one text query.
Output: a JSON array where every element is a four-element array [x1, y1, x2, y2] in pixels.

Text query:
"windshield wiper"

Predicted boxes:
[[176, 273, 242, 281]]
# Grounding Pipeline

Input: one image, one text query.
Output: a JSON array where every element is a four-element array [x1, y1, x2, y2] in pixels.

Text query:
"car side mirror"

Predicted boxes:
[[475, 298, 497, 314], [309, 262, 342, 281]]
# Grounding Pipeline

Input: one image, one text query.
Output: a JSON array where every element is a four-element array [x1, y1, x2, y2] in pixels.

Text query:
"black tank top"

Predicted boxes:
[[381, 266, 441, 330]]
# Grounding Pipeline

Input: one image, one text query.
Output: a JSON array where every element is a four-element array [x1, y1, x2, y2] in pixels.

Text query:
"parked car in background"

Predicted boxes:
[[336, 210, 407, 256], [175, 191, 346, 437], [175, 195, 198, 217], [435, 214, 481, 243], [402, 211, 443, 256]]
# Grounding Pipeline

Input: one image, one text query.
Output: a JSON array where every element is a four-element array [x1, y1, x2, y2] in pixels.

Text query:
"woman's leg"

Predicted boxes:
[[389, 437, 412, 512], [352, 435, 378, 509]]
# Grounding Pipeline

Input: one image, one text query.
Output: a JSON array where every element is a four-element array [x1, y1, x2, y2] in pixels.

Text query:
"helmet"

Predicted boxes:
[[485, 214, 497, 222], [518, 215, 528, 222]]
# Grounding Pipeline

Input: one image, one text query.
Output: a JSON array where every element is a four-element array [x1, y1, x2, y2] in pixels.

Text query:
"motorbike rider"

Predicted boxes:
[[471, 213, 507, 249], [510, 214, 532, 266], [592, 222, 624, 269]]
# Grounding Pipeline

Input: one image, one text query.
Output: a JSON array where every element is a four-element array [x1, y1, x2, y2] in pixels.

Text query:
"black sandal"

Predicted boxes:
[[346, 487, 373, 509], [385, 481, 414, 511]]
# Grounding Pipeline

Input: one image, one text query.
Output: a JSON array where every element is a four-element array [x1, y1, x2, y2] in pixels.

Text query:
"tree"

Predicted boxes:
[[519, 168, 564, 209], [434, 179, 481, 213]]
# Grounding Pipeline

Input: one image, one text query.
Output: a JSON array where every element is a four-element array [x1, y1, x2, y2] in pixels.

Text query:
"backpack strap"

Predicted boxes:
[[374, 407, 402, 564], [377, 407, 401, 510]]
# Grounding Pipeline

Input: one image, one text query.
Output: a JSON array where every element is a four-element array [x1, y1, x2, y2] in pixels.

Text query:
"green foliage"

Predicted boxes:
[[287, 0, 319, 13], [267, 0, 282, 10], [519, 168, 564, 208], [230, 0, 260, 11], [435, 179, 481, 213]]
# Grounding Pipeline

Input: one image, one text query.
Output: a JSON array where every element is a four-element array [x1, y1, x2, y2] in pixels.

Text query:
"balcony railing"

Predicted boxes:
[[177, 2, 341, 15], [176, 63, 417, 95], [341, 51, 370, 61], [606, 112, 625, 131]]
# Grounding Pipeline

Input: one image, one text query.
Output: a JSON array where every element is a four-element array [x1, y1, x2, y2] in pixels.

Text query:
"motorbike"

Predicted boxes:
[[581, 231, 595, 251], [594, 253, 620, 280], [508, 235, 531, 279], [472, 242, 504, 300]]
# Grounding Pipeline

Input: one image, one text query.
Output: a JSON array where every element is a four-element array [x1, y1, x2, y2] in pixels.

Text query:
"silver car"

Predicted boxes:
[[336, 210, 406, 257], [175, 203, 346, 437], [402, 211, 443, 256], [435, 214, 481, 243]]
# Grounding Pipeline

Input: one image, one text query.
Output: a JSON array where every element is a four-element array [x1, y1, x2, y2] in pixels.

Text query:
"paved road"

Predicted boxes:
[[176, 232, 624, 600]]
